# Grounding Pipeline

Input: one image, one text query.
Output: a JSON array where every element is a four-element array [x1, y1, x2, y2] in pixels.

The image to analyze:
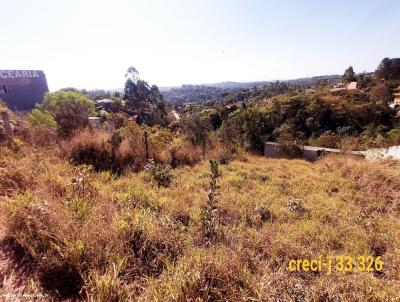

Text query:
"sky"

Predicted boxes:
[[1, 0, 399, 91]]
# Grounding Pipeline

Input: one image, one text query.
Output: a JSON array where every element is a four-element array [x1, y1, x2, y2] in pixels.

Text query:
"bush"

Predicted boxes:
[[28, 109, 58, 146], [170, 143, 202, 167], [63, 128, 136, 174], [64, 125, 201, 173], [28, 109, 58, 129], [386, 129, 400, 145], [107, 112, 127, 129], [276, 134, 303, 158], [145, 159, 173, 188], [311, 130, 340, 148], [39, 91, 96, 137]]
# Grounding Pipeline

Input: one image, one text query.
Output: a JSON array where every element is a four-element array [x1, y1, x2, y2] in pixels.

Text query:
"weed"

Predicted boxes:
[[145, 159, 173, 188], [201, 160, 221, 246]]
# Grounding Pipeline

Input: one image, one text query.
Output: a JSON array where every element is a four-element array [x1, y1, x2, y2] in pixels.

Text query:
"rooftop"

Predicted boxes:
[[96, 99, 114, 104]]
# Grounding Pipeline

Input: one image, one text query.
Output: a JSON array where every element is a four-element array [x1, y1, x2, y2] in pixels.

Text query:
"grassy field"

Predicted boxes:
[[1, 144, 400, 301]]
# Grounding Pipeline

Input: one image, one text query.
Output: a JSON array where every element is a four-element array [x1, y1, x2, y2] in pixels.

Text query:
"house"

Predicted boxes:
[[347, 81, 358, 90], [330, 82, 358, 92], [95, 98, 115, 111]]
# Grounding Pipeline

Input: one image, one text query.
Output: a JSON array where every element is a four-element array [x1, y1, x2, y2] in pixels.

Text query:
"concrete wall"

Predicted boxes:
[[264, 142, 357, 162], [303, 149, 321, 161], [264, 142, 281, 158], [364, 146, 400, 160]]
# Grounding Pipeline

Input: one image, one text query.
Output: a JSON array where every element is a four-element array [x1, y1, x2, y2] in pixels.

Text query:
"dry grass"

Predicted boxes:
[[1, 140, 400, 301], [61, 127, 202, 174]]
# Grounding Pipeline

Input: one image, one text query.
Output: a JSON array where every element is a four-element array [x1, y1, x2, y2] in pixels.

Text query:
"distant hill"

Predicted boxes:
[[102, 74, 342, 105], [158, 81, 269, 92], [159, 75, 340, 92], [159, 75, 341, 105], [200, 81, 270, 89], [285, 74, 341, 86], [161, 85, 229, 106]]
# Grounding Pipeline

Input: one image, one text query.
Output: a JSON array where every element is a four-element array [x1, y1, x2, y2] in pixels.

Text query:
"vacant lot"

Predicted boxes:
[[1, 145, 399, 301]]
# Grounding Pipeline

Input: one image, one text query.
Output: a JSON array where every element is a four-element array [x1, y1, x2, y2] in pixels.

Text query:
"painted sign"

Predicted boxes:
[[0, 70, 49, 110], [0, 70, 41, 79]]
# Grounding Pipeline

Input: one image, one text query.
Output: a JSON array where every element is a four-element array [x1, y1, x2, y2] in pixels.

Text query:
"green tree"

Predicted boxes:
[[39, 91, 96, 137], [376, 58, 391, 81], [343, 66, 356, 83], [375, 57, 400, 81], [181, 110, 214, 157], [123, 67, 168, 126]]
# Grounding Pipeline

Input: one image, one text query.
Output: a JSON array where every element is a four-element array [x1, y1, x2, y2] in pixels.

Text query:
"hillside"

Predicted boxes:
[[160, 75, 342, 105], [1, 142, 399, 300], [1, 58, 400, 301]]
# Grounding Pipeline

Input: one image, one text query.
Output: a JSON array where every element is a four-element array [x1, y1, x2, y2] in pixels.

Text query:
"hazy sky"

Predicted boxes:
[[1, 0, 399, 91]]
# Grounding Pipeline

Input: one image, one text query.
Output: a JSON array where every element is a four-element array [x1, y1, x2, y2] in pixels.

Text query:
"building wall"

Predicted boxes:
[[0, 70, 49, 110]]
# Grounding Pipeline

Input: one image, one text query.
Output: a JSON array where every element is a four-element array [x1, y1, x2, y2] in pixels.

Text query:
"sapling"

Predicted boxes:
[[201, 160, 221, 246]]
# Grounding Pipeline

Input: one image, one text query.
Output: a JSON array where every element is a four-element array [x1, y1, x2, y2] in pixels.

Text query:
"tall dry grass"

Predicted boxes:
[[1, 137, 400, 301]]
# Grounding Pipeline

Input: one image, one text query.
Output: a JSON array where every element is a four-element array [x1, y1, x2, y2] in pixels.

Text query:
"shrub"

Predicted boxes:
[[107, 112, 127, 130], [386, 129, 400, 145], [311, 130, 340, 148], [29, 125, 58, 146], [7, 138, 23, 153], [340, 136, 361, 151], [170, 142, 202, 168], [63, 128, 138, 174], [28, 109, 58, 130], [39, 91, 96, 137], [145, 159, 173, 188], [0, 159, 34, 196], [64, 129, 114, 170], [214, 143, 237, 165], [276, 134, 303, 158]]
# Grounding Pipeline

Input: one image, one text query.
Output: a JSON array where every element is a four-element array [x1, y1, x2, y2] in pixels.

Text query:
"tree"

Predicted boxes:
[[124, 66, 152, 109], [376, 58, 391, 81], [375, 57, 400, 81], [391, 58, 400, 80], [123, 67, 168, 126], [39, 91, 96, 137], [181, 110, 214, 157], [343, 66, 356, 83], [125, 66, 139, 82]]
